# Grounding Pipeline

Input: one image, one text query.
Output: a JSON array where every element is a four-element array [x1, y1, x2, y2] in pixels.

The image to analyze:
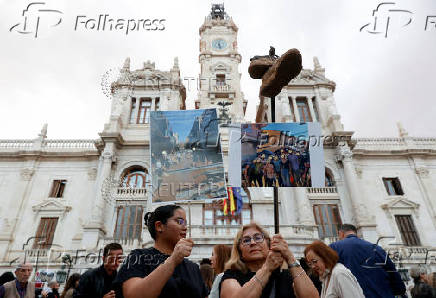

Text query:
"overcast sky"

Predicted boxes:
[[1, 0, 435, 139]]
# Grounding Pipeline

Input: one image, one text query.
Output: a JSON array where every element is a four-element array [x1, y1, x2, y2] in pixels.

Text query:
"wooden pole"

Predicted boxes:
[[271, 96, 279, 234]]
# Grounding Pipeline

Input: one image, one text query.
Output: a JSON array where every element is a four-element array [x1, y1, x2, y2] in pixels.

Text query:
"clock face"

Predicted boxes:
[[212, 39, 227, 50]]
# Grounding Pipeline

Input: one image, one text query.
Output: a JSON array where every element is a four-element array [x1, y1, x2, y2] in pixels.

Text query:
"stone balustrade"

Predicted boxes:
[[44, 139, 97, 150], [213, 85, 231, 92], [189, 224, 317, 238], [306, 187, 337, 194], [354, 137, 436, 152], [0, 139, 98, 153], [0, 140, 34, 149], [115, 187, 147, 198]]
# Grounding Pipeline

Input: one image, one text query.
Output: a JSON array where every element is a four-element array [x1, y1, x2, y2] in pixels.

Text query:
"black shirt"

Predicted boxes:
[[219, 269, 296, 298], [113, 247, 208, 298]]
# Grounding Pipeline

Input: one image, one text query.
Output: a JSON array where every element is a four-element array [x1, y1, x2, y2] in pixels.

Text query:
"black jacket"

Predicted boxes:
[[74, 265, 116, 298]]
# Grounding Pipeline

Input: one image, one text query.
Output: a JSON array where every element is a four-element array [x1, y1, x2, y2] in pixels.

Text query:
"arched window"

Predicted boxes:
[[325, 168, 335, 187], [121, 166, 149, 188]]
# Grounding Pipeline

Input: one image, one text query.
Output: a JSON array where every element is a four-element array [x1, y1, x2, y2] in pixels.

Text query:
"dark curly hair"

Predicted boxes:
[[144, 204, 182, 240]]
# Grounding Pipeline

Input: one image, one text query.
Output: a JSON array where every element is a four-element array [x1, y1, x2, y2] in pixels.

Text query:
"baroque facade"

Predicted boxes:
[[0, 5, 435, 277]]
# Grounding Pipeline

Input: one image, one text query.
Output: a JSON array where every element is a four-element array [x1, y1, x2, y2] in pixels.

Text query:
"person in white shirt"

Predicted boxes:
[[208, 244, 231, 298], [304, 241, 364, 298]]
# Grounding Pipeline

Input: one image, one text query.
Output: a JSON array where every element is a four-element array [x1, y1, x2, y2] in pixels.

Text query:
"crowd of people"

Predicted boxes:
[[243, 145, 311, 188], [1, 204, 435, 298]]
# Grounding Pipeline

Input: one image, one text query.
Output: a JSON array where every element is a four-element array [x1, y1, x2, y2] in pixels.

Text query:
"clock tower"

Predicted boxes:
[[196, 4, 247, 122]]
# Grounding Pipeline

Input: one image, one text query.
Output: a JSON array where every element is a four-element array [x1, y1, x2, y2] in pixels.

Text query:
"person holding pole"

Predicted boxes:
[[219, 222, 319, 298], [114, 204, 208, 298]]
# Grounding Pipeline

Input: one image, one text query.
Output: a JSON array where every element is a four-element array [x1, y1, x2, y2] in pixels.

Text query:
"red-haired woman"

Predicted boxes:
[[304, 241, 364, 298], [209, 244, 232, 298]]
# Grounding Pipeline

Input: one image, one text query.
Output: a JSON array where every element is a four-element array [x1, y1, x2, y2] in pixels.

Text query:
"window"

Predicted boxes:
[[395, 215, 421, 246], [288, 98, 296, 122], [129, 98, 137, 124], [296, 98, 312, 122], [216, 74, 225, 86], [122, 167, 149, 188], [33, 217, 58, 249], [155, 98, 160, 111], [203, 196, 251, 226], [114, 206, 143, 241], [243, 101, 247, 115], [49, 180, 67, 198], [383, 178, 404, 196], [325, 169, 335, 187], [195, 102, 200, 110], [313, 204, 342, 238], [137, 98, 152, 124]]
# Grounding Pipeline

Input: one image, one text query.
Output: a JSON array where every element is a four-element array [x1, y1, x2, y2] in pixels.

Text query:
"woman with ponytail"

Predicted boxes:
[[113, 204, 208, 298]]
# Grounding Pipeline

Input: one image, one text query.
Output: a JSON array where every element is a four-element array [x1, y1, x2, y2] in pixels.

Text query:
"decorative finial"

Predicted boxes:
[[39, 123, 48, 138], [122, 57, 130, 72], [143, 60, 155, 70], [211, 4, 225, 19], [313, 56, 325, 76], [313, 57, 321, 70], [397, 122, 408, 138], [173, 57, 179, 70]]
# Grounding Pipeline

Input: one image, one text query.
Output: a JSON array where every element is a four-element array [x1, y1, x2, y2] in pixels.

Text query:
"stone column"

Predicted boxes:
[[307, 97, 317, 122], [291, 97, 300, 122], [414, 166, 436, 229], [294, 187, 315, 225], [337, 143, 375, 238], [82, 143, 115, 248], [2, 164, 36, 261]]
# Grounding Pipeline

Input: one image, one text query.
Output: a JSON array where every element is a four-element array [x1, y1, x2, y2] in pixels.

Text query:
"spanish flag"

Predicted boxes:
[[223, 194, 228, 216], [228, 187, 236, 215]]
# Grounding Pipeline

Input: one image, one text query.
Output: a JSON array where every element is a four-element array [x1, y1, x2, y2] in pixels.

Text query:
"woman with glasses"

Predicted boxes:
[[304, 241, 364, 298], [114, 204, 208, 298], [220, 222, 319, 298]]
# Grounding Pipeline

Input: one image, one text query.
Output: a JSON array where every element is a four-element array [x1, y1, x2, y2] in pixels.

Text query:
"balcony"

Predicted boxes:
[[189, 224, 317, 239], [306, 187, 337, 194], [213, 85, 231, 92], [114, 187, 147, 201]]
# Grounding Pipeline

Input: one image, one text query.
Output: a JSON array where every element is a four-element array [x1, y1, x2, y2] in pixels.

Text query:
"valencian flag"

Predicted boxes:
[[224, 187, 244, 215]]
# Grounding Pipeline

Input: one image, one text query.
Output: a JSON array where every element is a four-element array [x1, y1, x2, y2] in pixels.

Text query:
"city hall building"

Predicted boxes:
[[0, 5, 435, 277]]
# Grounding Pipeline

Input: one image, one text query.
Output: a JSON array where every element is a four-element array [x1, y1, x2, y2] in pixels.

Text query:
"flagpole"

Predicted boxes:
[[188, 200, 192, 238]]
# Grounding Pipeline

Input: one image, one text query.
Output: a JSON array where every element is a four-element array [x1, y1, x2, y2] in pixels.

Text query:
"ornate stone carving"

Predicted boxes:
[[88, 167, 97, 181], [20, 168, 35, 181], [102, 151, 113, 161], [336, 143, 353, 162], [415, 167, 429, 178], [356, 202, 375, 224], [355, 167, 363, 178], [32, 199, 72, 216]]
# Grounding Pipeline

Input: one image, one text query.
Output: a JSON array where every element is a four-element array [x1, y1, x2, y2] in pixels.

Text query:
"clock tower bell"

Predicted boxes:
[[196, 4, 247, 122]]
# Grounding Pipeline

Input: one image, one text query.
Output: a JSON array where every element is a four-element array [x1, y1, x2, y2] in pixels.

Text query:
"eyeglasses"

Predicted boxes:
[[173, 218, 187, 226], [306, 258, 319, 267], [240, 233, 265, 246]]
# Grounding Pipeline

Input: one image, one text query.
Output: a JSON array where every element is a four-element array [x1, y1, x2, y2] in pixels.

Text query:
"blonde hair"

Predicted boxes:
[[224, 222, 270, 274]]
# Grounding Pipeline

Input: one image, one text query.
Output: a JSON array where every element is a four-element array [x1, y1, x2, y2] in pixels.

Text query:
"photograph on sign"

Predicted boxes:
[[241, 122, 324, 187], [150, 109, 227, 202]]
